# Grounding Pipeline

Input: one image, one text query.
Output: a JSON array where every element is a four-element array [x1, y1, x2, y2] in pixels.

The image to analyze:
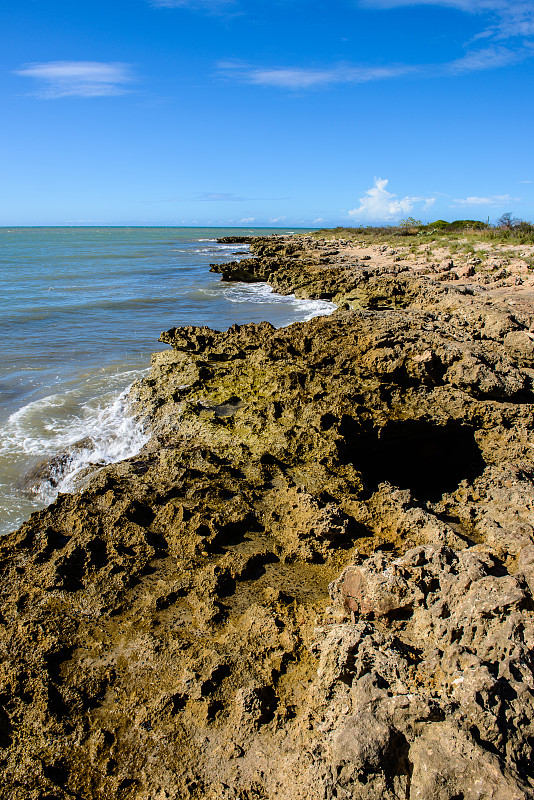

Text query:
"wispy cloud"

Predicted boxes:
[[144, 192, 258, 203], [360, 0, 534, 41], [348, 178, 435, 221], [451, 193, 521, 206], [14, 61, 135, 98], [217, 61, 416, 89], [359, 0, 502, 10], [217, 24, 531, 92], [150, 0, 235, 8], [447, 44, 523, 72], [355, 0, 534, 83], [196, 192, 250, 201]]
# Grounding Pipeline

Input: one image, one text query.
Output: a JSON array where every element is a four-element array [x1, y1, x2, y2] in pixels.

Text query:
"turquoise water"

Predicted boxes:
[[0, 227, 333, 534]]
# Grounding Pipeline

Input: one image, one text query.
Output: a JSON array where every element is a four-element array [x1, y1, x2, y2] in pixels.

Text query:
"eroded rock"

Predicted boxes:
[[1, 234, 534, 798]]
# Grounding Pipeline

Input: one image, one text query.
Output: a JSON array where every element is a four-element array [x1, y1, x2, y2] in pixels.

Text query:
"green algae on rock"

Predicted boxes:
[[1, 234, 534, 799]]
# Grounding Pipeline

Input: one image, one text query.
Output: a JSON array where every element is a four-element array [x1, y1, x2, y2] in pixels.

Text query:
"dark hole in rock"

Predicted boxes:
[[375, 542, 395, 552], [320, 413, 337, 431], [44, 646, 74, 684], [0, 707, 12, 748], [106, 758, 118, 775], [155, 589, 186, 611], [207, 700, 225, 720], [170, 693, 187, 715], [126, 501, 154, 527], [211, 513, 261, 551], [240, 552, 279, 581], [43, 763, 69, 786], [56, 546, 86, 591], [200, 664, 232, 697], [47, 684, 69, 718], [350, 420, 486, 502], [87, 537, 108, 569]]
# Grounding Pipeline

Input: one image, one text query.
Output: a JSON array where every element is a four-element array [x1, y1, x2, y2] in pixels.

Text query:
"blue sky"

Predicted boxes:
[[1, 0, 533, 226]]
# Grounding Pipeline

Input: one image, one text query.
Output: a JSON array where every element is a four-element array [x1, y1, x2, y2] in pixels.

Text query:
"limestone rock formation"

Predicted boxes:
[[1, 235, 534, 799]]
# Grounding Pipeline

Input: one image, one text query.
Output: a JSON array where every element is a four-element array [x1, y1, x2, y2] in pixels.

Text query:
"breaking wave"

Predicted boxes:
[[0, 227, 323, 535], [0, 370, 149, 534], [215, 281, 336, 320]]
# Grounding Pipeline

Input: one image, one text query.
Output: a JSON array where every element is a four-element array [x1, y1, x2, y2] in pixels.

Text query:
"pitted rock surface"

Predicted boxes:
[[1, 234, 534, 798]]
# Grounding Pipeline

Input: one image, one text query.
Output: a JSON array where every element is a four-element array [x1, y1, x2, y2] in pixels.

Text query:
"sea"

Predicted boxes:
[[0, 227, 335, 536]]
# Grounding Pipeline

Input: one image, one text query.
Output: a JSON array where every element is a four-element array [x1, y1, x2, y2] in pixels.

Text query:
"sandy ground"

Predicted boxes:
[[315, 236, 534, 326]]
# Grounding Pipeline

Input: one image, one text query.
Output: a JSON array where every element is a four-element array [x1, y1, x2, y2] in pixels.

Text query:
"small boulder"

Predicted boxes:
[[503, 330, 534, 367]]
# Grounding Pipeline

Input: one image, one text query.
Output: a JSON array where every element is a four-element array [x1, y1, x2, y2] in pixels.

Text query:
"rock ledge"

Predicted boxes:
[[1, 234, 534, 799]]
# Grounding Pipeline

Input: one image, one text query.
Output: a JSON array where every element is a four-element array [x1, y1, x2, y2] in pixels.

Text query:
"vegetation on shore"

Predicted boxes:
[[315, 213, 534, 246]]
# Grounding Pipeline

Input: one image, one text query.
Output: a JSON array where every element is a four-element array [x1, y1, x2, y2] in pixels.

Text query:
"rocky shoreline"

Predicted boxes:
[[2, 233, 534, 799]]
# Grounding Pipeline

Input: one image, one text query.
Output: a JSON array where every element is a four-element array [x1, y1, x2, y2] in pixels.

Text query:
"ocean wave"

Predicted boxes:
[[37, 388, 149, 503], [183, 281, 336, 320], [222, 283, 336, 316], [191, 246, 249, 255], [0, 372, 149, 515], [290, 298, 338, 321], [215, 245, 250, 251]]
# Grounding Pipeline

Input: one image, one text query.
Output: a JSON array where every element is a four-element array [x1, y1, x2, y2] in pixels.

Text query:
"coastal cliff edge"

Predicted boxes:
[[2, 233, 534, 799]]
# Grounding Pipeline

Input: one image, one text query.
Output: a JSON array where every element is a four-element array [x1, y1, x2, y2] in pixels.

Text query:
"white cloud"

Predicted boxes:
[[240, 217, 255, 223], [348, 178, 435, 221], [14, 61, 134, 98], [217, 61, 416, 89], [451, 193, 521, 206], [269, 216, 287, 223], [313, 217, 326, 224]]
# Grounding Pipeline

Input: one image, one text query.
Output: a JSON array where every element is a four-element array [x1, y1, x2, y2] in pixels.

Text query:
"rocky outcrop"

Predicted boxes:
[[1, 235, 534, 799], [216, 236, 258, 244]]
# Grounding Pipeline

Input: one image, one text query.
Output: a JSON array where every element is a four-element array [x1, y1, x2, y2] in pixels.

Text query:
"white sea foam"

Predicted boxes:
[[0, 371, 149, 522], [38, 387, 150, 502], [222, 282, 336, 319], [193, 245, 249, 255], [0, 229, 322, 537]]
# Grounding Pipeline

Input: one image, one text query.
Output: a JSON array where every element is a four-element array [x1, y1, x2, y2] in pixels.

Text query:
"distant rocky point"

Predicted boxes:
[[216, 235, 258, 244]]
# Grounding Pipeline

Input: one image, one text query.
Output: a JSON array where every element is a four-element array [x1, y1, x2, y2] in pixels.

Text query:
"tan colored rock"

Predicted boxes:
[[504, 329, 534, 366], [1, 233, 534, 798]]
